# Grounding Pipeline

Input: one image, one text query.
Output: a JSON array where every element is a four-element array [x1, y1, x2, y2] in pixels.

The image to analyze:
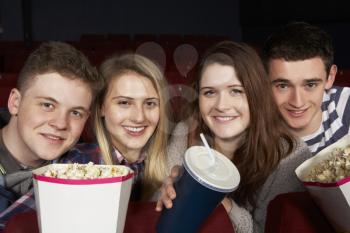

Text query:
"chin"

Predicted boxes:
[[216, 133, 237, 140], [39, 151, 64, 161], [126, 143, 145, 151], [288, 120, 308, 129], [288, 122, 308, 132]]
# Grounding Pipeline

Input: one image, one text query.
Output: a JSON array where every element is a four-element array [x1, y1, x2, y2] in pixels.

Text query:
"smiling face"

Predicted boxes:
[[199, 63, 250, 145], [101, 72, 160, 156], [268, 57, 335, 137], [6, 72, 92, 167]]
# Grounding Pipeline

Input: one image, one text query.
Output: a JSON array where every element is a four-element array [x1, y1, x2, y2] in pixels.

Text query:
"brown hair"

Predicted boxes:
[[17, 41, 101, 98], [186, 41, 295, 207], [262, 22, 334, 75]]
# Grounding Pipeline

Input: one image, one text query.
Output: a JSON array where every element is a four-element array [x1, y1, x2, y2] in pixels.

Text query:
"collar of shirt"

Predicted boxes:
[[112, 147, 146, 165]]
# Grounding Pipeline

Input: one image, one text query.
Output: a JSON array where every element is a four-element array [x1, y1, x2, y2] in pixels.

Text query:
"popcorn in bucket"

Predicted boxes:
[[33, 163, 134, 233], [295, 135, 350, 233]]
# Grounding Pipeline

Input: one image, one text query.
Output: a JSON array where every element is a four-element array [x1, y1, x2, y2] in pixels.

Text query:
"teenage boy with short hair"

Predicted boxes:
[[0, 41, 101, 227], [262, 22, 350, 154]]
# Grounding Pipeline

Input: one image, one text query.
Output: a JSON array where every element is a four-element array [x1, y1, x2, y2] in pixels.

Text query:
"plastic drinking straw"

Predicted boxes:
[[200, 133, 216, 165]]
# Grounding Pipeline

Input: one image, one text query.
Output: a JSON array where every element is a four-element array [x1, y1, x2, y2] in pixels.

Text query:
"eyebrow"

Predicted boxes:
[[303, 78, 324, 83], [36, 97, 90, 112], [271, 79, 290, 84], [145, 97, 160, 101], [36, 96, 59, 103], [271, 78, 323, 84], [112, 96, 159, 101], [112, 96, 133, 100], [200, 84, 242, 90]]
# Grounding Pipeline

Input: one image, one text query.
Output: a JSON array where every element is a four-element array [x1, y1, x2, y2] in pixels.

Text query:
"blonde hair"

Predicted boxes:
[[94, 53, 171, 195]]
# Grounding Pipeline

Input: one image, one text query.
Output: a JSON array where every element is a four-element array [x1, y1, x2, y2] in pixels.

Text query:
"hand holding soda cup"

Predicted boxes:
[[155, 165, 182, 211], [156, 145, 240, 233]]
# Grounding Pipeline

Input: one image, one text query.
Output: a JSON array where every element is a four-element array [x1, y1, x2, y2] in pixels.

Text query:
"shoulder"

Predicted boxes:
[[172, 122, 189, 136], [168, 122, 189, 147], [0, 108, 10, 128], [167, 122, 189, 168], [327, 86, 350, 95], [324, 86, 350, 105], [293, 139, 310, 154], [258, 139, 309, 200], [325, 86, 350, 122], [334, 86, 350, 94], [280, 138, 312, 166]]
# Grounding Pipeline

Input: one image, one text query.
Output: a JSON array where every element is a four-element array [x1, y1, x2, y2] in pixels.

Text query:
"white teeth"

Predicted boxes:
[[215, 116, 234, 121], [124, 126, 145, 132], [47, 135, 61, 140], [290, 110, 305, 114]]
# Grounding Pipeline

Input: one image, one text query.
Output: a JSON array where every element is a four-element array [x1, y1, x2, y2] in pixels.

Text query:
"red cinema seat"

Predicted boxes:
[[0, 87, 12, 108], [265, 192, 336, 233], [335, 69, 350, 87], [0, 73, 18, 87]]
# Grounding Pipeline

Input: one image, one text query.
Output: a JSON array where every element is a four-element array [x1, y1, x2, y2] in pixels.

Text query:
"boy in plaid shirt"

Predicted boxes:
[[0, 41, 101, 229]]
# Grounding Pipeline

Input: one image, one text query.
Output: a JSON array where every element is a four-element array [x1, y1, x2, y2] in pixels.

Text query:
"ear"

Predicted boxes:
[[325, 65, 337, 90], [7, 88, 22, 116]]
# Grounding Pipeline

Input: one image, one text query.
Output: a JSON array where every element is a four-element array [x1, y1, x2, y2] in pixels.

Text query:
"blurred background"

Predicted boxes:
[[0, 0, 349, 129], [1, 0, 349, 67]]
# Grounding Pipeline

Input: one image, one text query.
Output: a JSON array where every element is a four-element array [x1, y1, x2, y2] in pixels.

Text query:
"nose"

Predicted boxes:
[[215, 92, 231, 111], [289, 88, 305, 108], [49, 111, 68, 130], [130, 104, 145, 123]]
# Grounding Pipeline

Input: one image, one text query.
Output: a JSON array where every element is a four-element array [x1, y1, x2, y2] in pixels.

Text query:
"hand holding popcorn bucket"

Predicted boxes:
[[295, 135, 350, 233], [33, 163, 134, 233]]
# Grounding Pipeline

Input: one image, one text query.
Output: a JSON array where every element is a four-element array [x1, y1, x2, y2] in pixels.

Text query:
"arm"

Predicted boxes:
[[0, 170, 32, 214], [251, 140, 312, 232], [155, 165, 183, 211], [166, 122, 189, 170], [0, 184, 16, 213], [225, 198, 253, 233], [0, 189, 35, 230], [151, 123, 189, 202], [155, 122, 189, 208], [0, 175, 10, 211]]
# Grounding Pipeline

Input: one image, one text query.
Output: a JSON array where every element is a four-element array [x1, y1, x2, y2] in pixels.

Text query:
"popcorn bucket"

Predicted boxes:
[[33, 164, 134, 233], [295, 135, 350, 233]]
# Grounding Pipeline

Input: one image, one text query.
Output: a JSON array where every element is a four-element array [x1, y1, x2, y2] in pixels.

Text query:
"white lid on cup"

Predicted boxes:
[[184, 146, 240, 193]]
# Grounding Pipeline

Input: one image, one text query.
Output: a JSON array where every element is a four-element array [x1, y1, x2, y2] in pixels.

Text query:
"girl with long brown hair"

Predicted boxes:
[[157, 41, 312, 232]]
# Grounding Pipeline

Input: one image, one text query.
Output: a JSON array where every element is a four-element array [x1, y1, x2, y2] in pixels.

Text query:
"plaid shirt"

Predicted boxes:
[[112, 147, 146, 201], [0, 143, 146, 230]]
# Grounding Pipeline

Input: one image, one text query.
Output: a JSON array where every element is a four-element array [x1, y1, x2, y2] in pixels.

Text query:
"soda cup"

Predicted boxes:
[[157, 146, 240, 233]]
